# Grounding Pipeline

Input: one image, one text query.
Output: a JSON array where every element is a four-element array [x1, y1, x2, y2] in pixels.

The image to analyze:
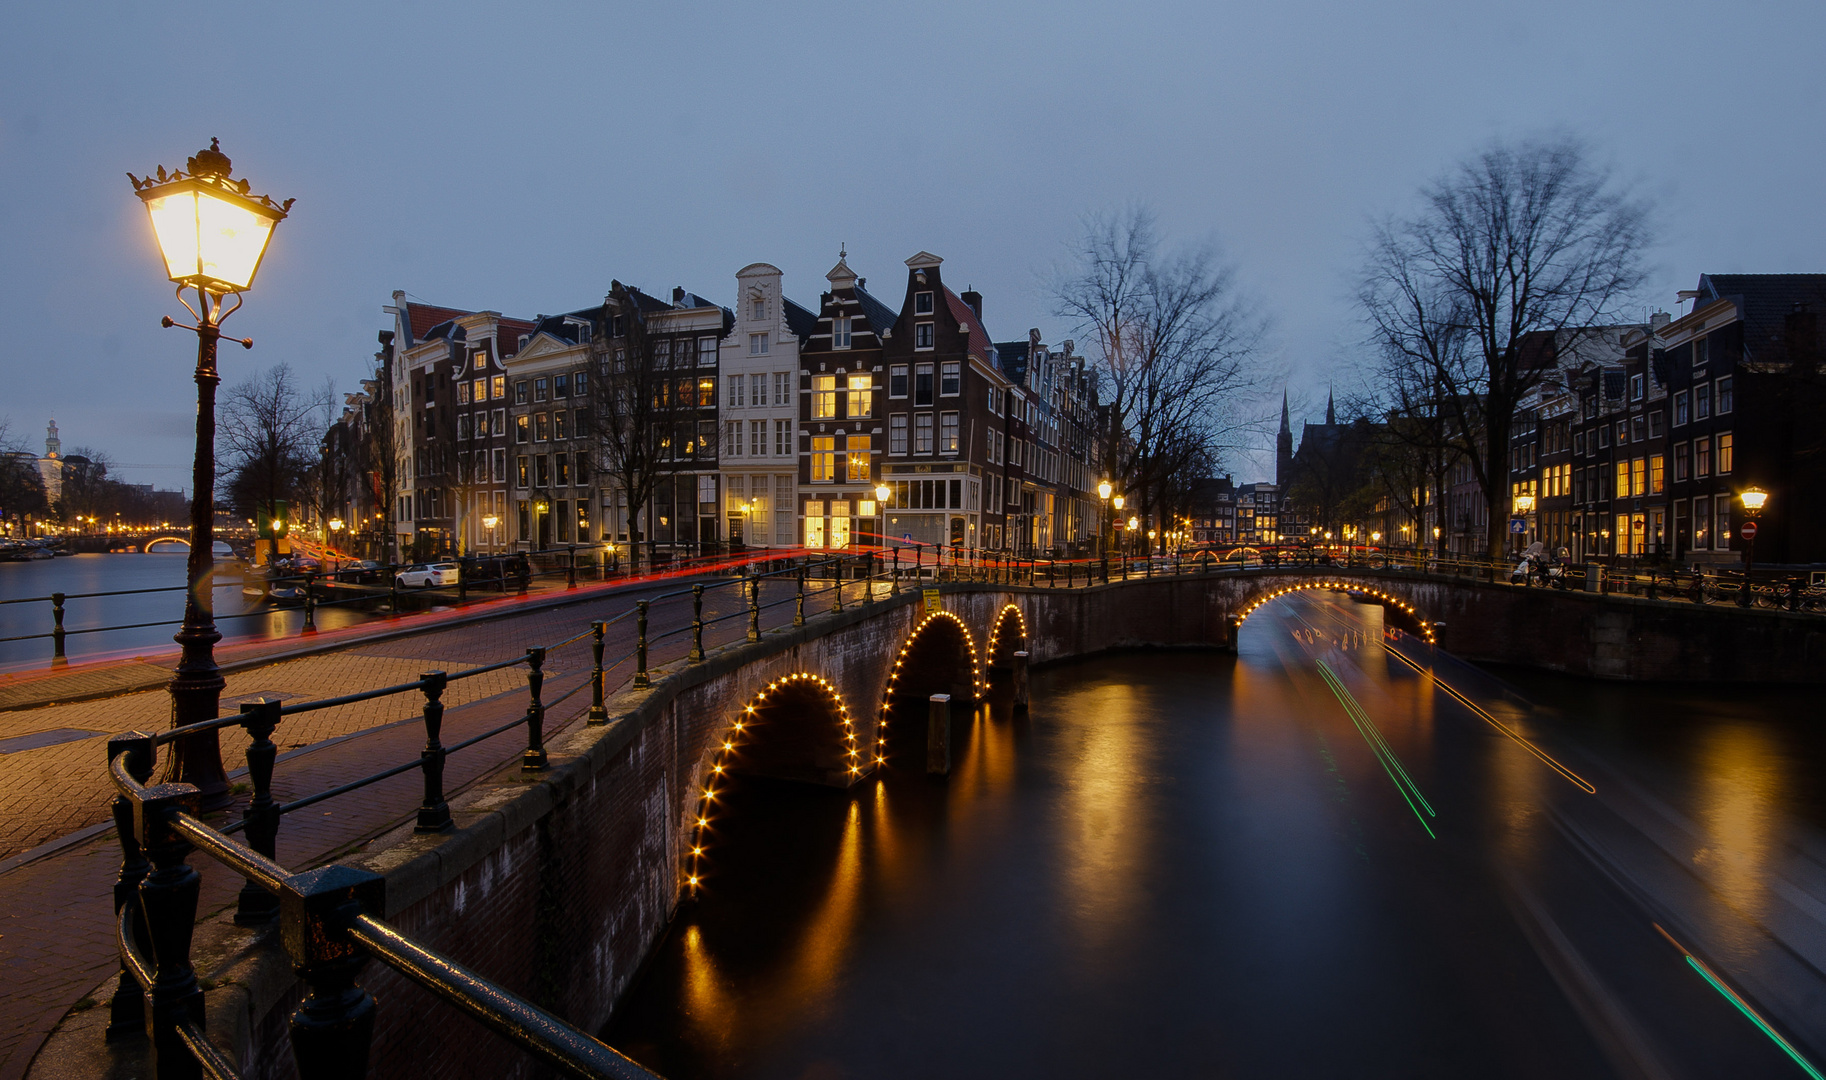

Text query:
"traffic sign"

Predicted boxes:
[[1740, 521, 1758, 541], [1509, 518, 1527, 534]]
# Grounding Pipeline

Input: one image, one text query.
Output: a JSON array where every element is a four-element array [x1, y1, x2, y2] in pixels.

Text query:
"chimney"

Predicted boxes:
[[672, 286, 686, 305], [962, 289, 982, 319], [1650, 311, 1671, 331]]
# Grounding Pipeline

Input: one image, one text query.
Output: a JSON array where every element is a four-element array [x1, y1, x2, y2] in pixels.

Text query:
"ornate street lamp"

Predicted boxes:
[[482, 514, 499, 554], [130, 139, 290, 808]]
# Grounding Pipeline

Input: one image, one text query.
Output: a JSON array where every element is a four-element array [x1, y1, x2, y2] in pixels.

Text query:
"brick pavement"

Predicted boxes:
[[0, 570, 860, 1078]]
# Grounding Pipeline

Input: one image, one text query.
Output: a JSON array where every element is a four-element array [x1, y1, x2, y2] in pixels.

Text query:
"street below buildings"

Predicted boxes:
[[604, 590, 1826, 1079]]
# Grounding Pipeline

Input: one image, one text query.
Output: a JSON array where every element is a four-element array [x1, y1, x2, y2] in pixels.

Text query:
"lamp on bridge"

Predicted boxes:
[[1097, 481, 1112, 557], [482, 514, 499, 553], [131, 139, 290, 808]]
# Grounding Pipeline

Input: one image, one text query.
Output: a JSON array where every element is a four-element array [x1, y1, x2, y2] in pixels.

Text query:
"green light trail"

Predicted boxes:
[[1315, 658, 1436, 838]]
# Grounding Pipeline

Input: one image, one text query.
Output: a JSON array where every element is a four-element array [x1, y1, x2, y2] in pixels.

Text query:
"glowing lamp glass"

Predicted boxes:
[[1740, 487, 1769, 512], [142, 180, 283, 293]]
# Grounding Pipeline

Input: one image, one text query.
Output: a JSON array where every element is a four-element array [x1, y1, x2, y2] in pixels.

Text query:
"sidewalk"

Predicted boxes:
[[0, 573, 834, 1078]]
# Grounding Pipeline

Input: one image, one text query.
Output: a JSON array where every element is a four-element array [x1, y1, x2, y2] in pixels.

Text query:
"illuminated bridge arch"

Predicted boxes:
[[686, 672, 862, 893], [876, 610, 982, 765], [1235, 579, 1436, 643], [144, 536, 190, 551]]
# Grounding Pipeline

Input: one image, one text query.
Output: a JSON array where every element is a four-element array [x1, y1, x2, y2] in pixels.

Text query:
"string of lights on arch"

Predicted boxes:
[[1235, 583, 1436, 644], [984, 603, 1029, 667], [685, 671, 858, 895], [875, 610, 986, 765]]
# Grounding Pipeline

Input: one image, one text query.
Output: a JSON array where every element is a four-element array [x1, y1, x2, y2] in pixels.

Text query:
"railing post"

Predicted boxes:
[[105, 733, 153, 1041], [235, 699, 284, 923], [414, 672, 452, 832], [1790, 577, 1802, 612], [301, 572, 318, 634], [795, 564, 807, 627], [133, 778, 204, 1080], [566, 544, 578, 590], [634, 601, 651, 688], [891, 549, 900, 595], [588, 621, 609, 722], [748, 574, 762, 641], [831, 557, 844, 613], [282, 865, 384, 1080], [690, 584, 706, 662], [862, 553, 874, 605], [1692, 570, 1706, 605], [1646, 569, 1658, 601], [389, 572, 401, 618], [522, 648, 547, 770], [50, 592, 66, 664]]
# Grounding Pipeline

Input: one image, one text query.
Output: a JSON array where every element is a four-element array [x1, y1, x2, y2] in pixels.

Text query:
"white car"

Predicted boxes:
[[396, 562, 459, 588]]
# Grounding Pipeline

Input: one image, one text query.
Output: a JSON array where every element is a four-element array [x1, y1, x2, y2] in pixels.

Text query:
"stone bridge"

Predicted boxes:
[[80, 568, 1826, 1079]]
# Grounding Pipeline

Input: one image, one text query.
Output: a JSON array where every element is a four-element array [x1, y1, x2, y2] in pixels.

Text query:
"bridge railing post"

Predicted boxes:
[[235, 699, 284, 922], [132, 777, 205, 1080], [891, 549, 900, 595], [282, 866, 383, 1080], [301, 572, 317, 634], [521, 648, 547, 771], [412, 673, 452, 833], [566, 544, 578, 590], [50, 592, 66, 664], [105, 733, 152, 1041], [588, 621, 609, 722], [634, 601, 651, 687], [831, 557, 844, 613], [748, 574, 762, 641], [690, 584, 706, 661], [795, 564, 807, 627]]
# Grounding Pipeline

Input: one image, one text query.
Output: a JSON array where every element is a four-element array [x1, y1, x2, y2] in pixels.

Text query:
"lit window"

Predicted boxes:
[[940, 411, 959, 453], [1695, 436, 1711, 477], [846, 436, 871, 482], [1716, 432, 1733, 473], [847, 374, 872, 418], [810, 375, 837, 418], [535, 413, 550, 442], [812, 436, 835, 481], [492, 375, 506, 400], [553, 412, 568, 441]]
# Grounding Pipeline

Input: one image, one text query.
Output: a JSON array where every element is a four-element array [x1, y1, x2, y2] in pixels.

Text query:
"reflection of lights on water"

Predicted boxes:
[[1695, 723, 1787, 936]]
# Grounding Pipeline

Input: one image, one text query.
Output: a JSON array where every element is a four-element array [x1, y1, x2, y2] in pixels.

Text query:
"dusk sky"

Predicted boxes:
[[6, 0, 1822, 493]]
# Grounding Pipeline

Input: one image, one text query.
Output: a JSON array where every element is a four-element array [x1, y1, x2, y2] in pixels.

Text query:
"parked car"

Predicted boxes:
[[460, 553, 531, 588], [396, 562, 459, 589], [334, 559, 384, 584]]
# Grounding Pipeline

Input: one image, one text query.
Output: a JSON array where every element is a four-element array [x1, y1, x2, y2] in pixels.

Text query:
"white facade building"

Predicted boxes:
[[718, 263, 815, 548]]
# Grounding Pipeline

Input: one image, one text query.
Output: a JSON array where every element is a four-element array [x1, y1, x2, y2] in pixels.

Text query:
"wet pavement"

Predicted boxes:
[[604, 590, 1826, 1079]]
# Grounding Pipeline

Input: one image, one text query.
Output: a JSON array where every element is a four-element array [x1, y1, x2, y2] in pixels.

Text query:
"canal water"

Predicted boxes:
[[603, 591, 1826, 1079], [0, 551, 369, 671]]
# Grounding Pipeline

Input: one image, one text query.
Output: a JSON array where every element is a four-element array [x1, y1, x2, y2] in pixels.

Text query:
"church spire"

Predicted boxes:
[[1326, 390, 1335, 426], [1279, 390, 1290, 434]]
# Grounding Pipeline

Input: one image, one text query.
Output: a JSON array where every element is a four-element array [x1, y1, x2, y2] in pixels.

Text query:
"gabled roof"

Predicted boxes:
[[1697, 274, 1826, 360], [946, 288, 995, 363], [784, 298, 819, 342], [853, 284, 898, 338], [406, 303, 471, 344]]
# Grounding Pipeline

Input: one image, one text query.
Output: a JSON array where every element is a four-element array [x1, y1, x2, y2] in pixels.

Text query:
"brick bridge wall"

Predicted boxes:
[[87, 570, 1825, 1079]]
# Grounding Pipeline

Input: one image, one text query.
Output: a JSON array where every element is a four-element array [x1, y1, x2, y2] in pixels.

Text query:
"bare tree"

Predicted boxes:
[[587, 282, 681, 569], [1052, 207, 1267, 552], [219, 363, 331, 565], [0, 421, 48, 534], [58, 446, 117, 526], [1360, 136, 1651, 560]]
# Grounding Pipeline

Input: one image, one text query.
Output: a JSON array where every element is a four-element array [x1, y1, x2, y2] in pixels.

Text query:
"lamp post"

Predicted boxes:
[[482, 514, 499, 554], [1738, 486, 1768, 606], [130, 139, 290, 808], [1097, 480, 1112, 557]]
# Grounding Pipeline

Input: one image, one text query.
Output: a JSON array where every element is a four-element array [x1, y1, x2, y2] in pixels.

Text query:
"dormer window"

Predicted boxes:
[[518, 334, 530, 350], [914, 291, 934, 315], [752, 298, 766, 321], [575, 323, 591, 344]]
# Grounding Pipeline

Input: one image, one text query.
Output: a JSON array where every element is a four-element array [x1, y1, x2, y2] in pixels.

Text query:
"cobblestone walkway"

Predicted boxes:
[[0, 571, 864, 1078]]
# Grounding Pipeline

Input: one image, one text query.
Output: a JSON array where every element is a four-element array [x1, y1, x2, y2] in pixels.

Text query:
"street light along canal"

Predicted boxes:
[[129, 138, 290, 805]]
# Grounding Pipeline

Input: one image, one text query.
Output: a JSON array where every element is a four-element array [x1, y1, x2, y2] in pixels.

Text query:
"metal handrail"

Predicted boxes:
[[105, 738, 662, 1080]]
